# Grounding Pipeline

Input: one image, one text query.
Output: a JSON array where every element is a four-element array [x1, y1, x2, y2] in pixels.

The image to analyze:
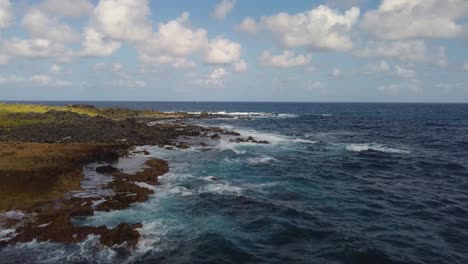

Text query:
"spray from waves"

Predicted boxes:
[[345, 143, 411, 154], [186, 111, 298, 119], [247, 156, 278, 164], [292, 138, 319, 144]]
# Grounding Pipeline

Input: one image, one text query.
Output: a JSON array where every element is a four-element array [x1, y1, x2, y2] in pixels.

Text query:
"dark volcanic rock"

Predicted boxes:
[[99, 223, 140, 248], [210, 134, 221, 140], [96, 165, 120, 174], [0, 110, 204, 146], [177, 142, 190, 149]]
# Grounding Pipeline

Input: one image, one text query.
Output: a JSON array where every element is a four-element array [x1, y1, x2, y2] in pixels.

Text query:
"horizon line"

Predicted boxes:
[[1, 100, 467, 104]]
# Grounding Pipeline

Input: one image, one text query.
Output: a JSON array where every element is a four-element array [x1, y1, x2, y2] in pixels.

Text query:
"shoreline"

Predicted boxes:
[[0, 103, 268, 250]]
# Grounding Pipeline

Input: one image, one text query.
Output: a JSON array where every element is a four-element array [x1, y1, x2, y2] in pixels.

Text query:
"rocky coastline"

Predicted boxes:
[[0, 103, 268, 251]]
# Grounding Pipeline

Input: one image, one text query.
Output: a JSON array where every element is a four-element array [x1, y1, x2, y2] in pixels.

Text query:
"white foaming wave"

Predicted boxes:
[[200, 183, 243, 196], [292, 138, 319, 144], [214, 139, 247, 154], [346, 143, 410, 154], [0, 228, 15, 241], [247, 156, 278, 164], [187, 111, 297, 119], [221, 126, 289, 144]]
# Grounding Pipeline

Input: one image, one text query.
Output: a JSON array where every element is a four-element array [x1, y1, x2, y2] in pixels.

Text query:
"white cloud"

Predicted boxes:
[[22, 8, 77, 43], [138, 55, 196, 69], [193, 68, 229, 87], [114, 79, 147, 88], [91, 0, 153, 41], [204, 37, 242, 64], [260, 50, 312, 68], [213, 0, 236, 20], [0, 54, 9, 64], [0, 0, 11, 28], [365, 60, 391, 73], [50, 64, 62, 74], [395, 65, 416, 78], [0, 74, 72, 87], [327, 0, 367, 8], [137, 12, 242, 67], [80, 27, 121, 56], [437, 46, 448, 67], [112, 62, 124, 72], [236, 17, 258, 33], [234, 59, 248, 72], [355, 40, 428, 62], [39, 0, 93, 17], [138, 12, 208, 58], [361, 0, 468, 40], [377, 79, 422, 95], [331, 67, 341, 77], [305, 81, 325, 93], [464, 63, 468, 71], [240, 5, 360, 51], [172, 58, 196, 69], [2, 38, 73, 59]]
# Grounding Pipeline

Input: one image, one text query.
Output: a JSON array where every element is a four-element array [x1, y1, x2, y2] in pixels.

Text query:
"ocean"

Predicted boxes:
[[1, 102, 468, 264]]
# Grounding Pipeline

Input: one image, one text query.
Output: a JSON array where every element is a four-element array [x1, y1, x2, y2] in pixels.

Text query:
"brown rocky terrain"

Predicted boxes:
[[0, 103, 269, 250]]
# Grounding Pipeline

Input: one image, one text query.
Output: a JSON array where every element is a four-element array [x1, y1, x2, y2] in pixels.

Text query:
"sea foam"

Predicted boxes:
[[346, 143, 410, 154]]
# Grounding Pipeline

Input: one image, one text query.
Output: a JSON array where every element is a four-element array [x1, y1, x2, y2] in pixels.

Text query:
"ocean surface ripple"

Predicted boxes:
[[1, 102, 468, 264]]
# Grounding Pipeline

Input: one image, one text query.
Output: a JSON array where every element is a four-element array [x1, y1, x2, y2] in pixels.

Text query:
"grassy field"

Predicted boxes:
[[0, 103, 187, 128]]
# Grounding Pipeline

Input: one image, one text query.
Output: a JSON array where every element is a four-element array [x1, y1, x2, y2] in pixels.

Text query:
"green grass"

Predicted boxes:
[[0, 103, 187, 128], [0, 103, 100, 128]]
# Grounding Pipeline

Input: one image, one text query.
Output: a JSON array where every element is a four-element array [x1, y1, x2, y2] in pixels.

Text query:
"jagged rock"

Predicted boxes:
[[96, 165, 120, 174], [99, 223, 140, 248], [177, 143, 190, 149], [210, 134, 221, 140]]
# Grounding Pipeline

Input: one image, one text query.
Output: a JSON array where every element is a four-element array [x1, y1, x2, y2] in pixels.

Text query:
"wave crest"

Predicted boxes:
[[346, 143, 410, 154]]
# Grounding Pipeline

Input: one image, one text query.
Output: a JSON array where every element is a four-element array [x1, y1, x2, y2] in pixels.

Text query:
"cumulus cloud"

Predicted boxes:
[[236, 17, 258, 33], [260, 50, 312, 68], [331, 67, 341, 77], [39, 0, 93, 17], [0, 74, 71, 87], [234, 59, 247, 72], [395, 65, 416, 78], [50, 64, 62, 74], [361, 0, 468, 40], [0, 0, 11, 28], [91, 0, 153, 42], [137, 12, 208, 59], [305, 81, 325, 93], [114, 79, 147, 88], [365, 60, 391, 73], [0, 54, 9, 64], [238, 5, 360, 51], [80, 27, 121, 56], [204, 37, 242, 64], [2, 38, 73, 59], [139, 55, 196, 69], [437, 46, 448, 67], [355, 40, 428, 62], [213, 0, 236, 20], [137, 12, 243, 68], [377, 79, 422, 95], [193, 68, 229, 87], [22, 8, 77, 43]]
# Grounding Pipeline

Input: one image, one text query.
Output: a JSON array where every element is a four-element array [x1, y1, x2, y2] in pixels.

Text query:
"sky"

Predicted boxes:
[[0, 0, 467, 102]]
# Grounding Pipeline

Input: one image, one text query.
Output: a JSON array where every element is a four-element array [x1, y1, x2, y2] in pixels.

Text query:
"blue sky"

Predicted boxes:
[[0, 0, 467, 102]]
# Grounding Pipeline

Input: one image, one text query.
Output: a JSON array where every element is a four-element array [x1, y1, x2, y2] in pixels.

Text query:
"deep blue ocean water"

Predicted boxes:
[[1, 102, 468, 264]]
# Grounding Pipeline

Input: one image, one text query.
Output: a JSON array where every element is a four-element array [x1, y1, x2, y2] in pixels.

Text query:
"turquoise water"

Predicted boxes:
[[1, 102, 468, 264]]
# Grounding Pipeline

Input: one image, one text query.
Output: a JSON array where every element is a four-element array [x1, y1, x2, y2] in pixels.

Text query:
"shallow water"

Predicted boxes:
[[1, 102, 468, 264]]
